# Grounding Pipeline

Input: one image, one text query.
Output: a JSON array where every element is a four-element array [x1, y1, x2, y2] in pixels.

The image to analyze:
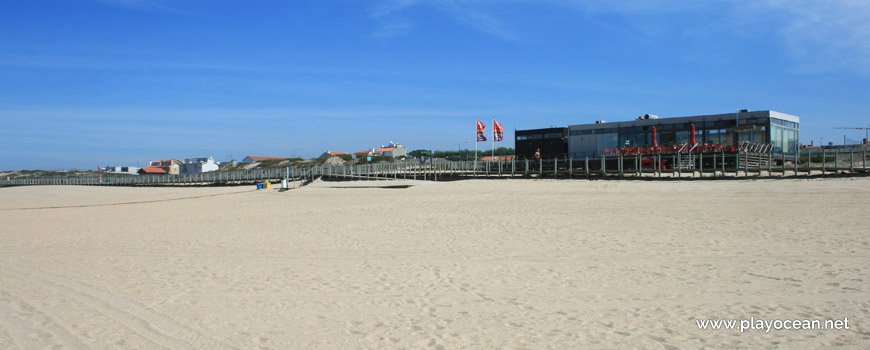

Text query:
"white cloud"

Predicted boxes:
[[369, 0, 521, 41], [747, 0, 870, 75], [369, 0, 870, 74], [550, 0, 870, 75], [372, 21, 415, 39]]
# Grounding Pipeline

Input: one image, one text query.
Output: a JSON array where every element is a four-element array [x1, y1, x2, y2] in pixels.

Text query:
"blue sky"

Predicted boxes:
[[1, 0, 869, 170]]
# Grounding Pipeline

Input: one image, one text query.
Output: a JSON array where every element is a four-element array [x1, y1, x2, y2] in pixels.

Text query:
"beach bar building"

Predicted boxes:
[[515, 127, 570, 160], [564, 110, 799, 159]]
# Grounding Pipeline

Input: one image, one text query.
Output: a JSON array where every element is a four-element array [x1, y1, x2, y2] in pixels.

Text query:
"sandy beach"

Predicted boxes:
[[1, 178, 869, 349]]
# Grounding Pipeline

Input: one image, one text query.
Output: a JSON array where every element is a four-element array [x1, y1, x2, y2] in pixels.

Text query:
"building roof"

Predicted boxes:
[[375, 147, 397, 152], [139, 167, 167, 174], [326, 151, 348, 155], [354, 150, 373, 155], [245, 156, 288, 161], [568, 110, 799, 130]]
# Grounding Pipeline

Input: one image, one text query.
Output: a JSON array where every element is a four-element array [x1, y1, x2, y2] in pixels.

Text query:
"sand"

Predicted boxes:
[[1, 178, 869, 349]]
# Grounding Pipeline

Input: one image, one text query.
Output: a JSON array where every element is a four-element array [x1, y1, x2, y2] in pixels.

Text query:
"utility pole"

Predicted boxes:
[[834, 126, 870, 143]]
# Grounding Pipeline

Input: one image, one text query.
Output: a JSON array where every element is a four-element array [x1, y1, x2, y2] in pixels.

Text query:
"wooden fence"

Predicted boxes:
[[3, 149, 868, 188]]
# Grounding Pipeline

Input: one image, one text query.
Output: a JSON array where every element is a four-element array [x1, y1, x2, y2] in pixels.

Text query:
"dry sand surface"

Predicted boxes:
[[1, 178, 869, 349]]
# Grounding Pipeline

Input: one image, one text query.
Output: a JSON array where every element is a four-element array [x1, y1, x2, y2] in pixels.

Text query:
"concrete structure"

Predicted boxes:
[[242, 156, 288, 163], [219, 160, 238, 169], [103, 166, 139, 175], [566, 110, 799, 158], [149, 159, 181, 175], [180, 157, 219, 174]]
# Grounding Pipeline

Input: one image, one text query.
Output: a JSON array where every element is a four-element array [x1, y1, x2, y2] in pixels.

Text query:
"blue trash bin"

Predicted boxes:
[[256, 183, 263, 190]]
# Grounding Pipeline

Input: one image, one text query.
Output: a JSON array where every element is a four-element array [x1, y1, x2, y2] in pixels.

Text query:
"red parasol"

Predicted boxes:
[[689, 123, 696, 145]]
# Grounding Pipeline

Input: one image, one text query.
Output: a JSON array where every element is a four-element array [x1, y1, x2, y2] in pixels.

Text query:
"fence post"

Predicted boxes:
[[850, 150, 854, 174], [569, 158, 573, 178], [769, 152, 773, 176], [634, 156, 639, 177], [658, 153, 663, 178], [793, 152, 798, 176], [585, 157, 589, 179], [618, 154, 624, 178], [601, 156, 606, 178], [744, 151, 749, 177], [677, 153, 681, 178], [822, 148, 828, 175], [736, 151, 740, 177]]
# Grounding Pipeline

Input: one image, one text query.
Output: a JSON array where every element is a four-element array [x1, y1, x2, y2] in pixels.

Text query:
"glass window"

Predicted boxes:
[[660, 131, 675, 146], [597, 133, 619, 155], [675, 131, 689, 145], [721, 129, 733, 145], [771, 125, 783, 153], [715, 120, 735, 128], [706, 129, 718, 144]]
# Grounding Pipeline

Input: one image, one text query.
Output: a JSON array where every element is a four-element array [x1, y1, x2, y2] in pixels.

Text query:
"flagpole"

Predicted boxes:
[[474, 119, 478, 172], [491, 119, 495, 161]]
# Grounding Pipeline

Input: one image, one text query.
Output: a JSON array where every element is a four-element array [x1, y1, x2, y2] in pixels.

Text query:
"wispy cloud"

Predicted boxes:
[[547, 0, 870, 75], [748, 0, 870, 75], [96, 0, 178, 12], [372, 21, 415, 39], [369, 0, 870, 74], [369, 0, 521, 41]]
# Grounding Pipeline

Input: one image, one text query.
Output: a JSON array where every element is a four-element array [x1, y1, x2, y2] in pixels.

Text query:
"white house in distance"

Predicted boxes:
[[375, 142, 408, 158], [355, 141, 408, 159], [180, 157, 219, 174], [103, 166, 140, 175]]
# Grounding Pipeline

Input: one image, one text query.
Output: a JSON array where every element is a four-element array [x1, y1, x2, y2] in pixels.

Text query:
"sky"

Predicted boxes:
[[1, 0, 869, 170]]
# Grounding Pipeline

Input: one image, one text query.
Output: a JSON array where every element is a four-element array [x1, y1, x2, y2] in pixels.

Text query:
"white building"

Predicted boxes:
[[103, 166, 140, 175], [373, 141, 408, 158], [180, 157, 219, 174]]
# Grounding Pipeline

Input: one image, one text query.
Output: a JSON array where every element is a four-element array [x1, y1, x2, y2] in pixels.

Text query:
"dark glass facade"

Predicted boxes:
[[563, 111, 799, 158], [515, 128, 569, 159]]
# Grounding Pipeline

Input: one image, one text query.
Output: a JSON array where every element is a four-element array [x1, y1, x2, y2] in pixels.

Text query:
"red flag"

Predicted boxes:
[[476, 119, 487, 142], [493, 120, 504, 142]]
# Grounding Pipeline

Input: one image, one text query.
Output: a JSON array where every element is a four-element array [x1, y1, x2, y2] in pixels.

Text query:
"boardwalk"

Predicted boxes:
[[3, 149, 870, 188]]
